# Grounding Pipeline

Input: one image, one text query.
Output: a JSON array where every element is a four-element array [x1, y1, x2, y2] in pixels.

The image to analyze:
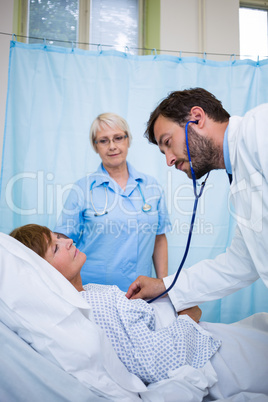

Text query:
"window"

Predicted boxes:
[[28, 0, 79, 47], [239, 1, 268, 60], [14, 0, 144, 53], [90, 0, 140, 52]]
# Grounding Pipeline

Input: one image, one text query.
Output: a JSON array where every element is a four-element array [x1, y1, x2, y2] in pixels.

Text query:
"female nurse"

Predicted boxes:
[[54, 113, 171, 291]]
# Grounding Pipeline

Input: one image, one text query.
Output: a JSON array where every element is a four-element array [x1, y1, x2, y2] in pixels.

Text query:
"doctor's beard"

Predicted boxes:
[[184, 125, 223, 180]]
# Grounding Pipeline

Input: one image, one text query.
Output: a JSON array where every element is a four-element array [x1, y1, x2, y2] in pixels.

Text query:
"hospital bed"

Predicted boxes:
[[0, 233, 268, 402], [0, 320, 103, 401]]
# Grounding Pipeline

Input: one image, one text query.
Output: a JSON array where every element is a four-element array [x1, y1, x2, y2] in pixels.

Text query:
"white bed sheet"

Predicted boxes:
[[1, 317, 267, 402], [151, 297, 268, 400], [0, 320, 106, 402], [201, 314, 268, 400]]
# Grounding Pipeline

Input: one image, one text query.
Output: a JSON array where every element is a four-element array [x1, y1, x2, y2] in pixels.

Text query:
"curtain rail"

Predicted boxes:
[[0, 31, 267, 59]]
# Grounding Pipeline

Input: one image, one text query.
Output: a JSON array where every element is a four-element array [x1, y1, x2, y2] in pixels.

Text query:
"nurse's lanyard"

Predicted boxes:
[[147, 120, 210, 304], [90, 181, 152, 216]]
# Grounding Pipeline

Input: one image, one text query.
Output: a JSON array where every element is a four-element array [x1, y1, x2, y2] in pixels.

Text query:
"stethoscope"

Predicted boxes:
[[90, 181, 152, 216], [147, 120, 210, 304]]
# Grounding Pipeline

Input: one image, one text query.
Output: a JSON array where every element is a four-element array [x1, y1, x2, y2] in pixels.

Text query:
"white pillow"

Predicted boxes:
[[0, 233, 145, 401]]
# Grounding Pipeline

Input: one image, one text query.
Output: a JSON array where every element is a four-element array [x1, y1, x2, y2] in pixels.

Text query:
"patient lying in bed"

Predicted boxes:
[[9, 224, 268, 399], [10, 224, 220, 385]]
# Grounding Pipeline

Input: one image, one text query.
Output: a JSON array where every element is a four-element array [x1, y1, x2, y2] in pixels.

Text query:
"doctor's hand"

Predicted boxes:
[[125, 275, 166, 300]]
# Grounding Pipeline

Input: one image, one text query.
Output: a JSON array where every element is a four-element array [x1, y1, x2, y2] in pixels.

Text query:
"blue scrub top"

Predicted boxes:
[[54, 163, 171, 291]]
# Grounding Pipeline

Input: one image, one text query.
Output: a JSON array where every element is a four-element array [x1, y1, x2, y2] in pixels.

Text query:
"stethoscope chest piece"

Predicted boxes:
[[137, 182, 152, 212], [94, 210, 108, 217], [142, 203, 152, 212]]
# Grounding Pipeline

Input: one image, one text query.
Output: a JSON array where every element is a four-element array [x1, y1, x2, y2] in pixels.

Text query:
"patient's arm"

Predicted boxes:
[[177, 306, 202, 323]]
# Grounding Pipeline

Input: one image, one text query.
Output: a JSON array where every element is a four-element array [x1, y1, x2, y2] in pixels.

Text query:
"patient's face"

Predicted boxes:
[[44, 233, 86, 282]]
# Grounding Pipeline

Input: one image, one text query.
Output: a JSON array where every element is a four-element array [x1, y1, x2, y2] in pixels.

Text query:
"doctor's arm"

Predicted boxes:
[[126, 226, 258, 310], [165, 225, 260, 312]]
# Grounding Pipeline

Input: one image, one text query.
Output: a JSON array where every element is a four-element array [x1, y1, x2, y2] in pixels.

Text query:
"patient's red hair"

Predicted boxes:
[[10, 224, 52, 257]]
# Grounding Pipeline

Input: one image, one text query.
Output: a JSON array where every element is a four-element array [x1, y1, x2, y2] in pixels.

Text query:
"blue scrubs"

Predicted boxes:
[[54, 163, 171, 291]]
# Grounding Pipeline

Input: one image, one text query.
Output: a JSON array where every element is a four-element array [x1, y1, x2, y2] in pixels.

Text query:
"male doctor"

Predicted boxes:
[[126, 87, 268, 311]]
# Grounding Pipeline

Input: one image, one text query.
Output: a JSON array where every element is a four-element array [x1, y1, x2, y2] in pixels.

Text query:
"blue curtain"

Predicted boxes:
[[1, 40, 268, 323]]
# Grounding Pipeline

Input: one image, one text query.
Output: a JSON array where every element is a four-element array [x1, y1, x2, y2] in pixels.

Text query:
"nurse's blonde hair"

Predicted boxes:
[[89, 113, 132, 152]]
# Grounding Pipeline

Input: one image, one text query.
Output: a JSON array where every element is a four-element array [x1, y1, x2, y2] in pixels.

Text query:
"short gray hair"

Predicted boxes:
[[89, 113, 132, 152]]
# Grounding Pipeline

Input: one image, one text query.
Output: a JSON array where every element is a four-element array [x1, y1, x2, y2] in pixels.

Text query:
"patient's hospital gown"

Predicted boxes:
[[81, 284, 221, 385]]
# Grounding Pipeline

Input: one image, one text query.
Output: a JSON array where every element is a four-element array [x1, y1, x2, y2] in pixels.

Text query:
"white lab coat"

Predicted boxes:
[[164, 104, 268, 311]]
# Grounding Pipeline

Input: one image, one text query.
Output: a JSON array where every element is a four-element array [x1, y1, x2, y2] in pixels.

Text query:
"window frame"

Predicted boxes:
[[240, 0, 268, 11], [13, 0, 149, 53], [239, 1, 268, 59]]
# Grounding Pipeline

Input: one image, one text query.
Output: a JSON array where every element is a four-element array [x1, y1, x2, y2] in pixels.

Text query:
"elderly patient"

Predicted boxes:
[[10, 224, 268, 397]]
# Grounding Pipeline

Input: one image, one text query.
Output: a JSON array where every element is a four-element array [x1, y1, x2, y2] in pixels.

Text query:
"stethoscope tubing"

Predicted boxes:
[[90, 181, 108, 216], [147, 196, 198, 303], [185, 120, 210, 198], [147, 120, 209, 304], [90, 180, 152, 216]]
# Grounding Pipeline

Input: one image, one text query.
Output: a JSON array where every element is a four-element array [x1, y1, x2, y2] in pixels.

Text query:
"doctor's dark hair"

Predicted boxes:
[[145, 88, 230, 144], [90, 112, 132, 152], [10, 224, 52, 258]]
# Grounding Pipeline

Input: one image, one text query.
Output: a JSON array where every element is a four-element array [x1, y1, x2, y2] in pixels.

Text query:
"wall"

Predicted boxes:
[[160, 0, 240, 59], [0, 0, 240, 168]]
